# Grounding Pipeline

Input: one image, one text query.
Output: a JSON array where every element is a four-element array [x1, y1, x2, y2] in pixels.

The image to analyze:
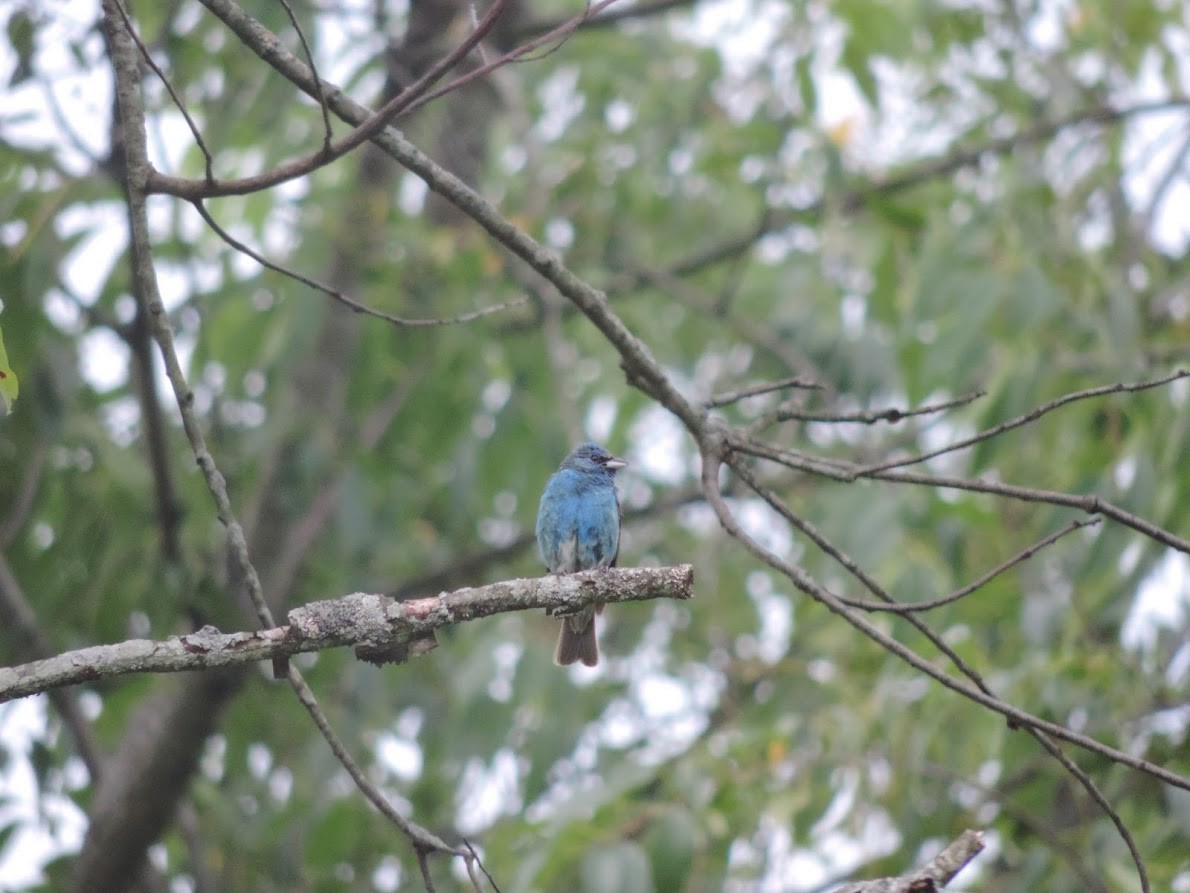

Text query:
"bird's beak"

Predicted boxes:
[[606, 456, 628, 470]]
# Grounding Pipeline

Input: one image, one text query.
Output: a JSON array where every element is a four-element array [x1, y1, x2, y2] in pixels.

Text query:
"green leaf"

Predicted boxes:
[[581, 841, 655, 893], [5, 10, 36, 86], [644, 808, 698, 892], [0, 322, 17, 414]]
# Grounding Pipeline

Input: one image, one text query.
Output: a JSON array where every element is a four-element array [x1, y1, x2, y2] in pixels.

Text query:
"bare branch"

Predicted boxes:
[[288, 666, 458, 856], [705, 375, 823, 408], [463, 840, 500, 893], [100, 1, 502, 872], [191, 0, 706, 432], [148, 0, 521, 201], [759, 390, 986, 428], [0, 566, 693, 703], [396, 0, 623, 119], [872, 467, 1190, 555], [277, 0, 334, 152], [111, 0, 214, 182], [918, 762, 1107, 893], [828, 829, 984, 893], [514, 0, 696, 39], [732, 432, 1190, 555], [700, 447, 1190, 793], [727, 464, 1149, 890], [191, 199, 529, 327], [1025, 732, 1150, 893], [857, 369, 1189, 474], [838, 519, 1099, 614], [417, 848, 438, 893]]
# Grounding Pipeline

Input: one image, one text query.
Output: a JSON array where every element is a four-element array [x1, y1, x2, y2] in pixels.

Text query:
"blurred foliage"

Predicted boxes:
[[1, 0, 1188, 891], [0, 322, 17, 414]]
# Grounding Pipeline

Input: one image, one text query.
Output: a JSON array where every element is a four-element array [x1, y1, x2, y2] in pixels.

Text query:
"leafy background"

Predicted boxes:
[[0, 0, 1188, 891]]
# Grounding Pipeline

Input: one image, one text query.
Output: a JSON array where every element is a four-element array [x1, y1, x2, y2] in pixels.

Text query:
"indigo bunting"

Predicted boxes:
[[536, 442, 626, 667]]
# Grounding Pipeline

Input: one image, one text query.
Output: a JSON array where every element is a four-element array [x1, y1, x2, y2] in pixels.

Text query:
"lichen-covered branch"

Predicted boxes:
[[0, 565, 693, 703], [829, 829, 985, 893]]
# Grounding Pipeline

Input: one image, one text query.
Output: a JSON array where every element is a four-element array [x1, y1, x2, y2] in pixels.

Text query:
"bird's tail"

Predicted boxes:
[[554, 606, 599, 667]]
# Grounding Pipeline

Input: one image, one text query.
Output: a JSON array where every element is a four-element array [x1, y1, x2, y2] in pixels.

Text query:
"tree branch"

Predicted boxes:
[[700, 447, 1189, 794], [193, 0, 707, 434], [829, 829, 984, 893], [855, 369, 1189, 474], [0, 565, 693, 703], [98, 3, 516, 885], [146, 0, 520, 200], [189, 199, 528, 327]]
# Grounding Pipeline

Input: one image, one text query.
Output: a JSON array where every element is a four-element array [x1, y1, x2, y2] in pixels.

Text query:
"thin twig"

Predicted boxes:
[[396, 0, 622, 118], [730, 458, 997, 689], [705, 375, 823, 408], [416, 848, 438, 893], [719, 458, 1154, 890], [857, 370, 1188, 474], [840, 519, 1098, 614], [731, 434, 1190, 555], [100, 0, 473, 868], [172, 5, 1180, 884], [700, 447, 1189, 793], [288, 664, 458, 856], [762, 390, 986, 427], [150, 0, 520, 201], [514, 0, 694, 39], [1026, 732, 1150, 893], [464, 840, 501, 893], [111, 0, 214, 182], [874, 467, 1190, 555], [277, 0, 334, 153], [191, 199, 528, 327]]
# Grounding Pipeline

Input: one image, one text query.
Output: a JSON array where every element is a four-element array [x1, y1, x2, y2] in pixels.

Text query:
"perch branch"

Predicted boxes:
[[0, 565, 693, 702], [829, 829, 984, 893]]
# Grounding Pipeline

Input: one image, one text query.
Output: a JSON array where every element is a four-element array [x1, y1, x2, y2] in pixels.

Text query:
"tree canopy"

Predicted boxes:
[[0, 0, 1187, 891]]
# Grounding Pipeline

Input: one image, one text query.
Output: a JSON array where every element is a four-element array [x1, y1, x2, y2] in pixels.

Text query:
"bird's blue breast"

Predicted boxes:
[[536, 467, 620, 573]]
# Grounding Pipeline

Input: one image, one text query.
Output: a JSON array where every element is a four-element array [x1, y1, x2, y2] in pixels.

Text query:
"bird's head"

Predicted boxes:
[[562, 442, 627, 477]]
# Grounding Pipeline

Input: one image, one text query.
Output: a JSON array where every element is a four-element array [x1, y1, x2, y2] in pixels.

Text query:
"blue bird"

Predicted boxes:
[[536, 443, 627, 667]]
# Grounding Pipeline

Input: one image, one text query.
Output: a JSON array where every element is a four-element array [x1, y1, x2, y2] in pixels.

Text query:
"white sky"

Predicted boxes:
[[1, 0, 1188, 889]]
